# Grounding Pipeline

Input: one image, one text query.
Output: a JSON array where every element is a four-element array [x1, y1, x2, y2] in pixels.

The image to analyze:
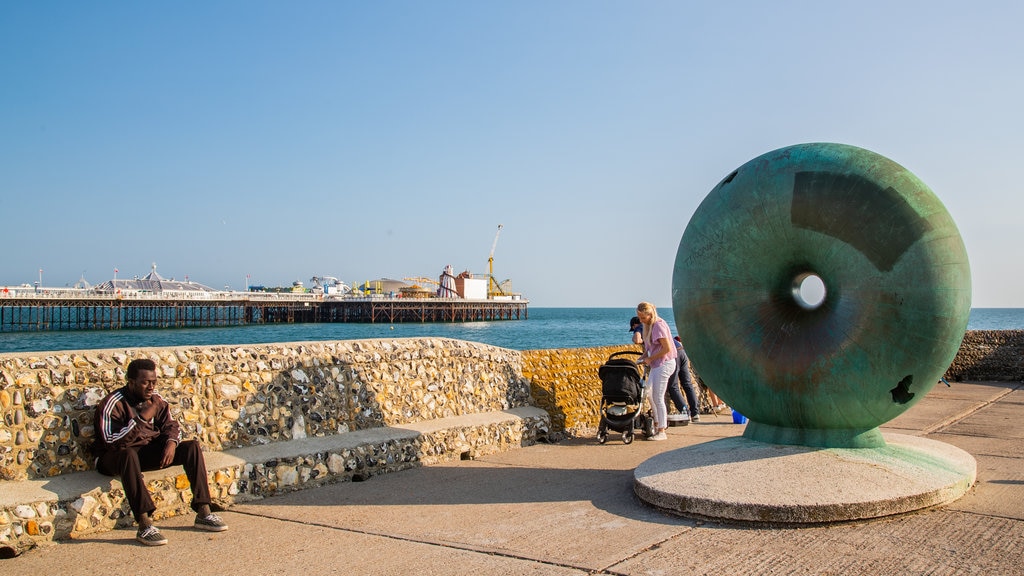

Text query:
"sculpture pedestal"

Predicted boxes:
[[634, 433, 975, 524]]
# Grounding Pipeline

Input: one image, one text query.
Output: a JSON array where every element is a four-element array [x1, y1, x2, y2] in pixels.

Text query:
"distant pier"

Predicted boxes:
[[0, 292, 528, 332]]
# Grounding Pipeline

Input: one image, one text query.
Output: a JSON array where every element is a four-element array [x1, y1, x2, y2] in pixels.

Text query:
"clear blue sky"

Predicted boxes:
[[2, 2, 1021, 308]]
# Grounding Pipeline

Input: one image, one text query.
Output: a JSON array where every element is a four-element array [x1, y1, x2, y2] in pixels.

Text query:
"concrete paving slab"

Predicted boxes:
[[942, 401, 1024, 439], [3, 510, 587, 575], [230, 445, 690, 570], [884, 398, 982, 434], [946, 451, 1024, 519], [883, 380, 1017, 434], [930, 431, 1024, 459], [5, 381, 1022, 575], [999, 388, 1024, 405], [611, 508, 1024, 575]]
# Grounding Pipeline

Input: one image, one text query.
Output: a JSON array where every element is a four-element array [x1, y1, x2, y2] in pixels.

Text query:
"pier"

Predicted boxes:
[[0, 292, 528, 332]]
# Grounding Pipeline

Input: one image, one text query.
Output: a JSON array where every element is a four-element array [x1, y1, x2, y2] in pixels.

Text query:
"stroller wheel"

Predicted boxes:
[[641, 414, 654, 438], [623, 429, 635, 444], [597, 429, 608, 444]]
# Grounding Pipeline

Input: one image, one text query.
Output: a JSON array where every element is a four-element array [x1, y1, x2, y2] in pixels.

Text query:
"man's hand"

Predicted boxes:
[[160, 440, 177, 468]]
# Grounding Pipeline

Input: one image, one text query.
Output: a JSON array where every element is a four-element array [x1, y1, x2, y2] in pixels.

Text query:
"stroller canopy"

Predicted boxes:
[[599, 358, 644, 403]]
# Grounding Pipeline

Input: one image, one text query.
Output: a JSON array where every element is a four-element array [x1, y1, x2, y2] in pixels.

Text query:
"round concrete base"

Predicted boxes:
[[634, 433, 976, 524]]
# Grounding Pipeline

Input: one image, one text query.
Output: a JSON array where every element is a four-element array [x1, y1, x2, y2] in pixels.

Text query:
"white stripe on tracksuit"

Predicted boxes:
[[100, 390, 137, 444]]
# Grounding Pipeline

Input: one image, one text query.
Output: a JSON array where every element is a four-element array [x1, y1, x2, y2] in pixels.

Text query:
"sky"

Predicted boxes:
[[2, 1, 1022, 308]]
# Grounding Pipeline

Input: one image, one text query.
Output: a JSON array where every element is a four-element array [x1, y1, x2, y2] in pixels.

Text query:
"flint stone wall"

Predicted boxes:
[[521, 345, 637, 433], [520, 330, 1024, 435], [946, 330, 1024, 382], [1, 330, 1019, 482], [0, 338, 535, 482]]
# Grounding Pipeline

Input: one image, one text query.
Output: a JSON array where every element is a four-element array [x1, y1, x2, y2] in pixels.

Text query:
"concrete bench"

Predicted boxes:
[[0, 406, 550, 556]]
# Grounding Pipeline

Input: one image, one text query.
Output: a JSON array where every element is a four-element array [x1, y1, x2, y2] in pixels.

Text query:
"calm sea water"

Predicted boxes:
[[0, 307, 1021, 354]]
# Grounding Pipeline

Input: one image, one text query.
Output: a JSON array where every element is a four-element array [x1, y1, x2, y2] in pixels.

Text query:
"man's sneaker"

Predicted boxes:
[[650, 431, 668, 441], [136, 525, 168, 546], [194, 513, 229, 532], [691, 414, 701, 422]]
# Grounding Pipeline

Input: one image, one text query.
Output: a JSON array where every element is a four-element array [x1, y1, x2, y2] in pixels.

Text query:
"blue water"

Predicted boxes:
[[0, 307, 1020, 354]]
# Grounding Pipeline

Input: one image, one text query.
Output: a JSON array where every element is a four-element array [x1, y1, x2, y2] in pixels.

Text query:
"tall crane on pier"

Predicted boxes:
[[488, 224, 505, 298]]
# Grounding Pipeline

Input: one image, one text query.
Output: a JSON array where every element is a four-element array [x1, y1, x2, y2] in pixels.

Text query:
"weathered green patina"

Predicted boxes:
[[673, 143, 971, 448]]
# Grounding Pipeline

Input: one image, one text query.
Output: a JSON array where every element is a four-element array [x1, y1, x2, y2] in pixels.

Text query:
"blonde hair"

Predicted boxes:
[[636, 302, 659, 345]]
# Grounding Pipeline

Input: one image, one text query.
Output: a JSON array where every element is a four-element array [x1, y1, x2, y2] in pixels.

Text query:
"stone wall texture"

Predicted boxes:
[[0, 338, 533, 481], [946, 330, 1024, 382], [519, 330, 1024, 435], [1, 330, 1021, 483], [2, 330, 1020, 482], [521, 345, 639, 433]]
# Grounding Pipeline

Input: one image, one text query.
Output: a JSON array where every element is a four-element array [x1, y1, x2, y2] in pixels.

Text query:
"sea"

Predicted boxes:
[[0, 307, 1021, 355]]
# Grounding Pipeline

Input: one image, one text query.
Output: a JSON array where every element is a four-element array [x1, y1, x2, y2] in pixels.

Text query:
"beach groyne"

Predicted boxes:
[[0, 330, 1020, 553]]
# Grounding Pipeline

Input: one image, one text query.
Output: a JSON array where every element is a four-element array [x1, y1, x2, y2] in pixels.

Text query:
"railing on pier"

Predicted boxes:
[[0, 293, 528, 332]]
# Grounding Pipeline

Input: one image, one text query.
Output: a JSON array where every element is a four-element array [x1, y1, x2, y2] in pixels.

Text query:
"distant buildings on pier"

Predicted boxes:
[[3, 263, 523, 301]]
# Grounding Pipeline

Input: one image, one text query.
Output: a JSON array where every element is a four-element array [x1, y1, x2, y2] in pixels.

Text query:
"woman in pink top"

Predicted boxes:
[[635, 302, 677, 441]]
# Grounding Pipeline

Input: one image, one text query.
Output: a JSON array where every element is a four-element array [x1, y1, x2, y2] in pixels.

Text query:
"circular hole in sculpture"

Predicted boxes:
[[793, 273, 827, 310]]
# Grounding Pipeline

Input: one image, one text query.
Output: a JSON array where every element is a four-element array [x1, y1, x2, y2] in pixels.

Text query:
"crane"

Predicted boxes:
[[488, 224, 504, 298]]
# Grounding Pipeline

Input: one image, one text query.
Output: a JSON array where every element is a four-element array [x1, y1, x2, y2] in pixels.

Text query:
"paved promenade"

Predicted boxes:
[[7, 380, 1022, 575]]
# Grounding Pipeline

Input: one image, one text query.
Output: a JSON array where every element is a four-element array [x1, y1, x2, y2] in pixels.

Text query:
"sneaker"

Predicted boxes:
[[136, 525, 168, 546], [194, 513, 229, 532], [691, 414, 701, 422], [650, 432, 668, 441]]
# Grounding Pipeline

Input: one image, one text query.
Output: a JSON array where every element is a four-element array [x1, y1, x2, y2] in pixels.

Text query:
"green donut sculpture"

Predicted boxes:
[[673, 143, 971, 448]]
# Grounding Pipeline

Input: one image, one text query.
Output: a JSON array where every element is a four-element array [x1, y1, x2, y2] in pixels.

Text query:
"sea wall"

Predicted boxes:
[[1, 330, 1021, 482], [521, 345, 637, 433], [946, 330, 1024, 382], [518, 330, 1024, 434], [0, 338, 538, 482], [1, 330, 1020, 481]]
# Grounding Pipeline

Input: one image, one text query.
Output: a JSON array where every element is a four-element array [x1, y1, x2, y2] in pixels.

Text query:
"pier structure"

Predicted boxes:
[[0, 292, 528, 332]]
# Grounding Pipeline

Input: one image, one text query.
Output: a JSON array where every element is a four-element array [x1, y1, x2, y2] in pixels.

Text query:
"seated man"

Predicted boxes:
[[93, 358, 228, 546]]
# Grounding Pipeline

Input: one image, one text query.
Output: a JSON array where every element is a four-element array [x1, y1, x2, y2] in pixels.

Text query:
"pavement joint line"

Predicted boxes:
[[921, 383, 1022, 435], [599, 527, 694, 575], [971, 453, 1022, 464], [958, 508, 1024, 523], [226, 507, 613, 574]]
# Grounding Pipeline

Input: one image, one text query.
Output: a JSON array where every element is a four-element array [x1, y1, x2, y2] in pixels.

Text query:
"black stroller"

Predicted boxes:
[[596, 351, 654, 444]]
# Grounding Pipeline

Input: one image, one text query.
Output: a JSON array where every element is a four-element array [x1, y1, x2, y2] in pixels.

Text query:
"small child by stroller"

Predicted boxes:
[[597, 351, 654, 444]]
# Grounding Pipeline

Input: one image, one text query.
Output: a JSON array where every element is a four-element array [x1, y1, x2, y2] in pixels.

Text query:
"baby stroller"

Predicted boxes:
[[597, 351, 654, 444]]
